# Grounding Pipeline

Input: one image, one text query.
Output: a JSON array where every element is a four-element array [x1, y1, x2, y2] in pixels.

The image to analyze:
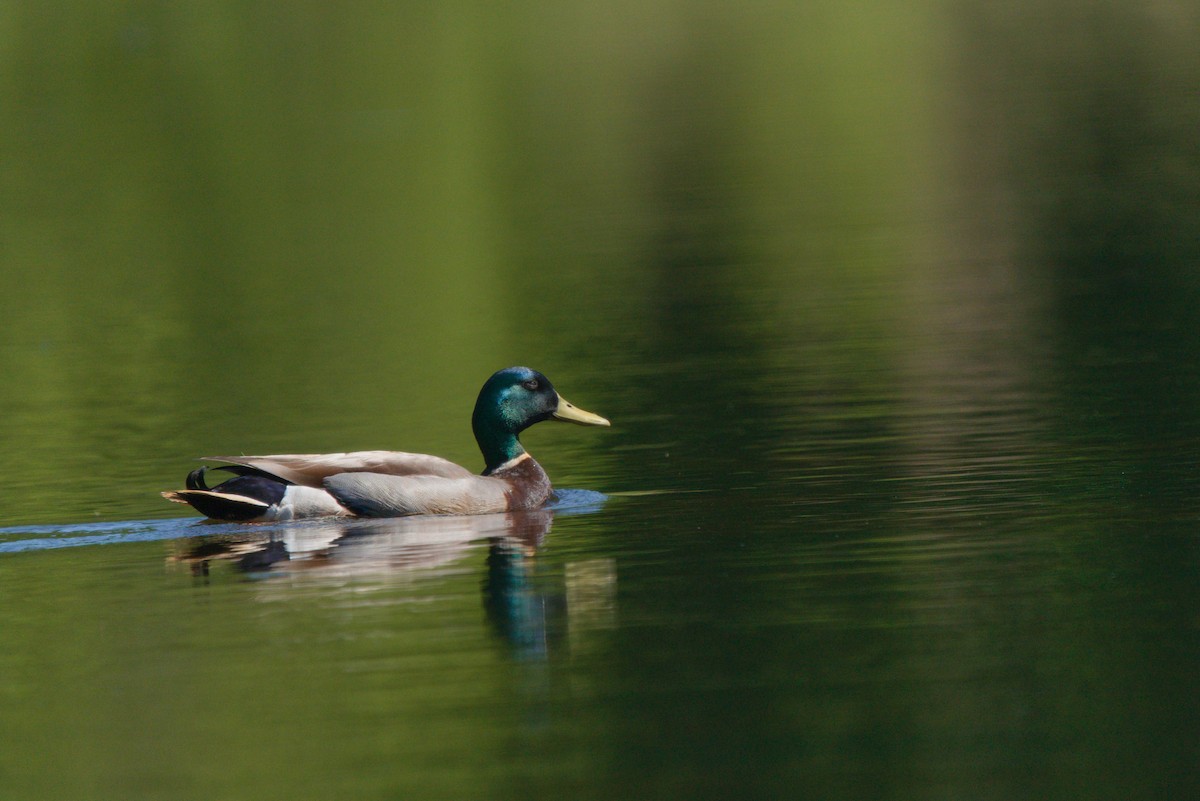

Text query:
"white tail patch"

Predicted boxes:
[[276, 486, 350, 520]]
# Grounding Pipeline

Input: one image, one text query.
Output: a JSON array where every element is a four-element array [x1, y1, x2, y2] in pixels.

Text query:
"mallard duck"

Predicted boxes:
[[162, 366, 609, 522]]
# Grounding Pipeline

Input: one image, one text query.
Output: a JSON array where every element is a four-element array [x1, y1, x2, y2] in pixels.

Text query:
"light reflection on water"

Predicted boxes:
[[162, 503, 618, 662], [0, 489, 607, 555], [0, 492, 617, 665]]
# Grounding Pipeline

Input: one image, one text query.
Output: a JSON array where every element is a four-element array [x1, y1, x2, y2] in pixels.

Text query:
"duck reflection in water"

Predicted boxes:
[[171, 508, 551, 579], [170, 502, 615, 658], [483, 511, 563, 659]]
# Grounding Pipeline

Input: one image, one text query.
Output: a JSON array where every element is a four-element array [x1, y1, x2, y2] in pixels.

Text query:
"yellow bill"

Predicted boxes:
[[553, 395, 611, 426]]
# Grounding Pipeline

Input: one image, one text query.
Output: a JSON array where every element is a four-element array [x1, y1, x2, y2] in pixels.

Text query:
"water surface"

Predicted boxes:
[[2, 3, 1199, 800]]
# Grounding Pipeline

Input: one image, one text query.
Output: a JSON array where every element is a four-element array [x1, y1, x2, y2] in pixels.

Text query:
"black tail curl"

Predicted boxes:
[[186, 467, 210, 490], [182, 465, 290, 511]]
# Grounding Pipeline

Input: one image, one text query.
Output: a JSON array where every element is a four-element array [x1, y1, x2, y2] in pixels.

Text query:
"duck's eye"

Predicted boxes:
[[522, 379, 540, 391]]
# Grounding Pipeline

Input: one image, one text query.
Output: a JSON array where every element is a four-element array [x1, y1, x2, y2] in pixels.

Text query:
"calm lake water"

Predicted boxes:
[[2, 3, 1199, 800]]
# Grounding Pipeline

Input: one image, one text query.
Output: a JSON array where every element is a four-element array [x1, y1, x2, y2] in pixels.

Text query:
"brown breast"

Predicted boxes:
[[491, 455, 552, 511]]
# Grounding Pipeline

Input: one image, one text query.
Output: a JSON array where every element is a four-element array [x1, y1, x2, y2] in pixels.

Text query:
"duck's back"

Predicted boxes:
[[205, 451, 473, 487]]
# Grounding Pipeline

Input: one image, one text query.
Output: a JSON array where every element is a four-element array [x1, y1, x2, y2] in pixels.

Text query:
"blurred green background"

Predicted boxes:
[[2, 0, 1190, 526], [4, 1, 1199, 522]]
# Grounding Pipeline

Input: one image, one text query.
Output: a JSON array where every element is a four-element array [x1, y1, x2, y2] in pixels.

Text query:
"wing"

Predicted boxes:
[[323, 472, 511, 517], [203, 450, 474, 487]]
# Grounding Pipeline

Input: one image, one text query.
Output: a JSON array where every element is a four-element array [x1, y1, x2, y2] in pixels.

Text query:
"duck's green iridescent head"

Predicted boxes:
[[472, 366, 609, 472]]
